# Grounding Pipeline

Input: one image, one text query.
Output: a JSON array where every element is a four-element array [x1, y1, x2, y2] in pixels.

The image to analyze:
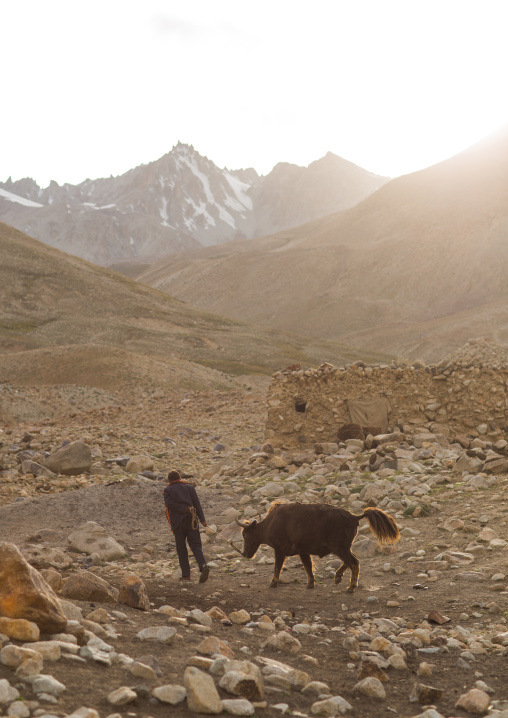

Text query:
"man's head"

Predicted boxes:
[[167, 470, 181, 483]]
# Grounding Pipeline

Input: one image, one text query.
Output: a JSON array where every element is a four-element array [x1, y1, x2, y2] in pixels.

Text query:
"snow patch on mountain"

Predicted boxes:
[[0, 188, 44, 208]]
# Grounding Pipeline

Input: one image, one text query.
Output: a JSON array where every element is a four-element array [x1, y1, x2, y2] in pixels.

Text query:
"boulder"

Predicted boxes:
[[22, 545, 73, 570], [61, 571, 118, 603], [0, 617, 39, 642], [67, 521, 126, 561], [0, 542, 67, 634], [184, 666, 222, 714], [126, 455, 154, 473], [21, 460, 55, 479], [119, 574, 150, 611], [44, 441, 92, 476]]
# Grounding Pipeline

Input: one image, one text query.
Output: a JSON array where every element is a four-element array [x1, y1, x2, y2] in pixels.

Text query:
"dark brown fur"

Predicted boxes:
[[238, 502, 399, 592]]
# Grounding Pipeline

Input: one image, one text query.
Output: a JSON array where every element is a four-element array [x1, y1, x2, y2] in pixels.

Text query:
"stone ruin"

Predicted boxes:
[[264, 339, 508, 447]]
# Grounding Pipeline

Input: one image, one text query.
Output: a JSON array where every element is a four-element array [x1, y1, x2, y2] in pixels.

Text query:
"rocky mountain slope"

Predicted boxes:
[[138, 126, 508, 362], [0, 144, 388, 266], [0, 222, 391, 400]]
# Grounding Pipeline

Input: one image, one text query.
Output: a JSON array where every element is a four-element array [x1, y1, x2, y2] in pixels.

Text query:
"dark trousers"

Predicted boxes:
[[173, 517, 206, 578]]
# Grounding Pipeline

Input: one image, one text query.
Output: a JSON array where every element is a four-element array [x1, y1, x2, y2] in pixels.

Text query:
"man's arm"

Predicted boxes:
[[190, 486, 206, 525]]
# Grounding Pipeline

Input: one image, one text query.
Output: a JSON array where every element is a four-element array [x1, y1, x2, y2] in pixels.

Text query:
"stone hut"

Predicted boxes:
[[264, 340, 508, 447]]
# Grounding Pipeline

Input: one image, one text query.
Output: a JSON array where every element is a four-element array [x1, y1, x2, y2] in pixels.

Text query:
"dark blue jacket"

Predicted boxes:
[[164, 481, 206, 530]]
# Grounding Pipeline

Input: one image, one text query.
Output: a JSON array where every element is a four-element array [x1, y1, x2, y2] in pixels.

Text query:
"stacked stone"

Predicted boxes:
[[265, 347, 508, 447]]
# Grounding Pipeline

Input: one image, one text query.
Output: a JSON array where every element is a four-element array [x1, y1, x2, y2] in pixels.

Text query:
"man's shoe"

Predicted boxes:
[[179, 576, 191, 581], [199, 565, 210, 583]]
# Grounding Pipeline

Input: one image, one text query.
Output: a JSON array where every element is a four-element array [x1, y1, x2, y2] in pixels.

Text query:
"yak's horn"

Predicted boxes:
[[235, 518, 248, 527]]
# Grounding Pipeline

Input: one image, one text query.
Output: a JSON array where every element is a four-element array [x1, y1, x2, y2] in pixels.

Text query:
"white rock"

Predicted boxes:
[[107, 686, 137, 706], [32, 674, 66, 697], [136, 626, 176, 643], [221, 699, 255, 715], [6, 701, 30, 717], [65, 708, 101, 718], [0, 678, 19, 706], [152, 684, 187, 705], [67, 521, 126, 561], [311, 695, 353, 716]]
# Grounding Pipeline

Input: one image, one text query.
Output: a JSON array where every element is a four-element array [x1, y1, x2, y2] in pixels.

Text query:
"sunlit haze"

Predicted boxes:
[[3, 0, 508, 187]]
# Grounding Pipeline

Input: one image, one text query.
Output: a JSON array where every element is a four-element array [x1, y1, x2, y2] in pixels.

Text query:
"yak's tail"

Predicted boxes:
[[355, 508, 400, 546]]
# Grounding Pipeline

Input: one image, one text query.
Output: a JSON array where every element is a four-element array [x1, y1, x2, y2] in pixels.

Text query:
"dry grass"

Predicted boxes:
[[0, 223, 391, 391]]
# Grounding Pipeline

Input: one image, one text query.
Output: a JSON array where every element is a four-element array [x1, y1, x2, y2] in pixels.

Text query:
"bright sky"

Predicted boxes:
[[3, 0, 508, 187]]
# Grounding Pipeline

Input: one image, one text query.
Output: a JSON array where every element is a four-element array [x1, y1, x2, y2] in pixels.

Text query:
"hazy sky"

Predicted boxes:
[[3, 0, 508, 187]]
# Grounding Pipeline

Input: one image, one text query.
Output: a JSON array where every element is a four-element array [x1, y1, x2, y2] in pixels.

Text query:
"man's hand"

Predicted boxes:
[[202, 522, 207, 527]]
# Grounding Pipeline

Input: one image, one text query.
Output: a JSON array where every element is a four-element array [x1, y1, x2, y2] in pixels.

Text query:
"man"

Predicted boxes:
[[164, 470, 210, 583]]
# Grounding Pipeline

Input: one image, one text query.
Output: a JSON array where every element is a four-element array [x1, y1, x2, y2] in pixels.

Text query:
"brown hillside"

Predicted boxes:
[[139, 126, 508, 362], [0, 222, 391, 393]]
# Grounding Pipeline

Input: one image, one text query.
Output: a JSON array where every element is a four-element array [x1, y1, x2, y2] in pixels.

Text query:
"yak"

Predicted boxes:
[[236, 502, 400, 592]]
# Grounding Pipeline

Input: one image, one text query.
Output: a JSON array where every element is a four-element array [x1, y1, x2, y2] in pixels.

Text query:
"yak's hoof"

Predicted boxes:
[[306, 583, 315, 590], [346, 585, 357, 593], [269, 581, 278, 588], [334, 576, 342, 585]]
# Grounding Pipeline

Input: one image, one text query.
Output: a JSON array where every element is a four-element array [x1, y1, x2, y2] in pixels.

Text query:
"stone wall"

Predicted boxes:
[[264, 358, 508, 448]]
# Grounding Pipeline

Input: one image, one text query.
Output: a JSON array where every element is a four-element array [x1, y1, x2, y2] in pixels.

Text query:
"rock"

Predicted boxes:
[[61, 571, 118, 603], [129, 661, 158, 682], [0, 542, 67, 634], [455, 688, 490, 714], [40, 567, 64, 591], [219, 670, 263, 700], [412, 683, 443, 704], [126, 455, 154, 473], [59, 599, 84, 621], [302, 681, 331, 697], [353, 677, 386, 699], [197, 636, 234, 658], [152, 684, 187, 705], [229, 610, 251, 625], [136, 626, 177, 644], [66, 709, 100, 718], [44, 440, 92, 476], [188, 609, 213, 627], [22, 641, 61, 661], [184, 666, 222, 714], [263, 631, 302, 654], [7, 699, 31, 717], [357, 657, 388, 682], [0, 678, 20, 704], [222, 699, 256, 715], [15, 653, 44, 678], [0, 617, 40, 642], [0, 645, 43, 668], [67, 522, 126, 561], [107, 686, 137, 706], [22, 545, 73, 571], [32, 674, 66, 696], [21, 460, 55, 479], [119, 573, 150, 610], [311, 696, 353, 716]]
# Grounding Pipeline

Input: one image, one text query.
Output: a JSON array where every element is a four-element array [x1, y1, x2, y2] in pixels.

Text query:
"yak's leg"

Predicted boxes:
[[334, 548, 360, 592], [346, 551, 360, 593], [270, 549, 287, 588], [299, 553, 315, 589], [334, 562, 347, 585]]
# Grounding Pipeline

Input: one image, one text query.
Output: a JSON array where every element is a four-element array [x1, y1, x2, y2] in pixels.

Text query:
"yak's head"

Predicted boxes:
[[235, 518, 261, 559]]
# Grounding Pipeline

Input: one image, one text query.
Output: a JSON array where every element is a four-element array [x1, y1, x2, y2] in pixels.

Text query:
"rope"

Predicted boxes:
[[206, 525, 244, 556], [188, 506, 199, 531]]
